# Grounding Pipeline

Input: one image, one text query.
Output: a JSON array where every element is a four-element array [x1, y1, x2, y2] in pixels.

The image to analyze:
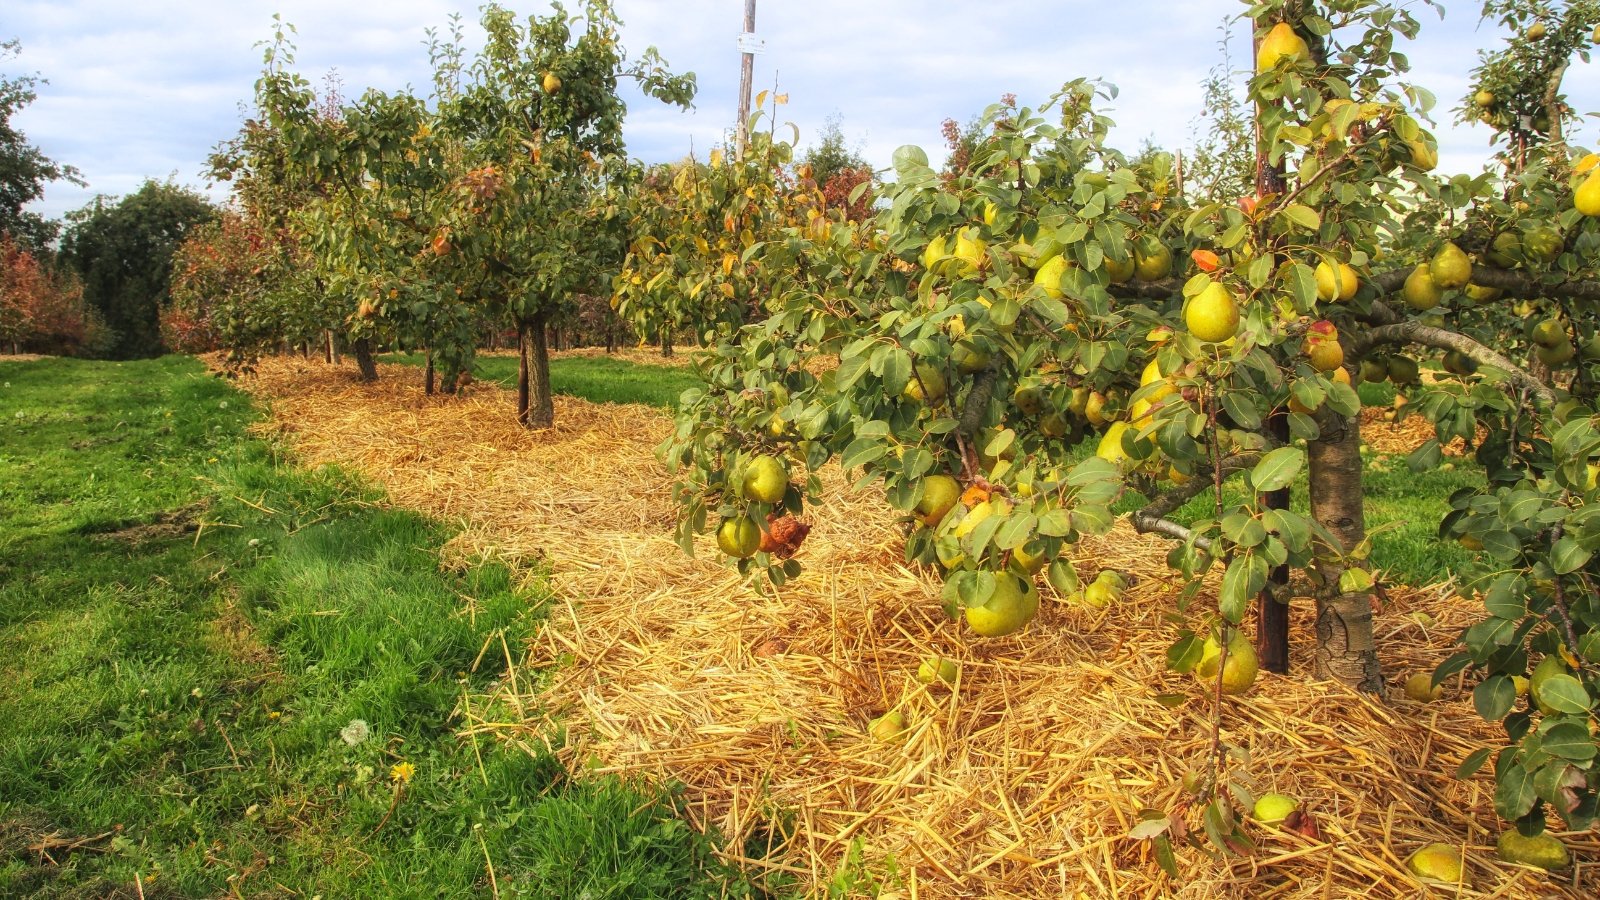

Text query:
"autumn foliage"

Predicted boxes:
[[0, 232, 107, 355]]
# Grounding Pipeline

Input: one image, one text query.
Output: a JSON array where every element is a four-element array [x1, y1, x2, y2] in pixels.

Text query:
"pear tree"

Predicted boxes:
[[663, 0, 1600, 862]]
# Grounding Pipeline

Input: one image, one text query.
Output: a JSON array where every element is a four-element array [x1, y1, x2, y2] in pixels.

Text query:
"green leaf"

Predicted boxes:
[[1456, 747, 1492, 779], [1167, 633, 1204, 673], [1473, 674, 1516, 721], [1494, 762, 1538, 820], [1536, 674, 1593, 714], [1250, 447, 1304, 493], [1550, 537, 1592, 575], [1219, 553, 1265, 624], [840, 437, 887, 471], [1338, 567, 1373, 593], [1222, 391, 1262, 430], [995, 513, 1036, 551], [1541, 722, 1597, 761], [1281, 203, 1321, 232]]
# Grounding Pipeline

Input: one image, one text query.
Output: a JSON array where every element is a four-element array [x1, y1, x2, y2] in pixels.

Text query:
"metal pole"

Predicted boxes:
[[735, 0, 757, 154]]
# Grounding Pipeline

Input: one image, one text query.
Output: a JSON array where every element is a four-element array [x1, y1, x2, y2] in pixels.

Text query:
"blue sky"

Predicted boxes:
[[5, 1, 1597, 221]]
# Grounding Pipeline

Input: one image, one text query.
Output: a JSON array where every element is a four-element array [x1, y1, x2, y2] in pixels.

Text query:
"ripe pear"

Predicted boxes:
[[1011, 541, 1052, 575], [1403, 672, 1443, 702], [1196, 630, 1259, 695], [717, 518, 762, 558], [1462, 282, 1501, 304], [1526, 21, 1547, 40], [952, 230, 987, 271], [1084, 391, 1108, 427], [1081, 571, 1125, 608], [1185, 282, 1241, 343], [1256, 22, 1310, 73], [1306, 337, 1345, 373], [916, 475, 962, 527], [1530, 318, 1567, 348], [1104, 254, 1135, 283], [951, 342, 990, 375], [1474, 89, 1495, 107], [1577, 169, 1600, 217], [964, 572, 1041, 637], [916, 657, 959, 686], [1405, 843, 1465, 884], [1496, 830, 1569, 871], [868, 710, 907, 742], [1358, 358, 1388, 384], [1525, 227, 1563, 263], [922, 234, 948, 269], [1315, 260, 1360, 302], [742, 455, 790, 504], [1407, 137, 1438, 171], [1034, 255, 1069, 298], [1140, 358, 1177, 402], [542, 71, 562, 94], [1253, 793, 1299, 828], [903, 364, 948, 404], [1133, 241, 1172, 282], [1430, 242, 1472, 290], [1096, 421, 1132, 464], [1402, 264, 1441, 311], [1012, 384, 1045, 416]]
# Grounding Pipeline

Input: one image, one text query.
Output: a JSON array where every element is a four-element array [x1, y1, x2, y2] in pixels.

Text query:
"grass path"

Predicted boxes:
[[0, 357, 761, 898]]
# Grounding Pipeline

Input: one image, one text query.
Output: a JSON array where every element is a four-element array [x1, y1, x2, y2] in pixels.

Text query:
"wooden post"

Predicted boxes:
[[735, 0, 757, 154]]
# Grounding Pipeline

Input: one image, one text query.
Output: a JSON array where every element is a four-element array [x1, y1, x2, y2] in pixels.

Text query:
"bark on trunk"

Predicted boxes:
[[1257, 409, 1291, 674], [525, 311, 554, 428], [324, 330, 335, 364], [424, 351, 436, 395], [517, 321, 532, 426], [1307, 410, 1383, 690], [661, 333, 673, 358], [353, 337, 378, 383]]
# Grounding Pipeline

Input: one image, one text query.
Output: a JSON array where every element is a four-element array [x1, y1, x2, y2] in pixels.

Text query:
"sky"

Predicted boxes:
[[5, 1, 1598, 222]]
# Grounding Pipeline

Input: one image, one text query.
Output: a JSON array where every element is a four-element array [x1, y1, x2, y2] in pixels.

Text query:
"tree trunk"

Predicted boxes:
[[1256, 409, 1291, 674], [527, 311, 554, 428], [661, 332, 673, 358], [424, 351, 436, 395], [324, 330, 335, 364], [517, 321, 532, 425], [353, 337, 378, 383], [606, 334, 616, 354], [1307, 411, 1383, 691]]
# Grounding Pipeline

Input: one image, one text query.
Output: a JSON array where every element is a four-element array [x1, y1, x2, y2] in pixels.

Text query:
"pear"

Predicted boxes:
[[964, 572, 1040, 637], [1196, 630, 1259, 695], [915, 475, 962, 527], [1526, 21, 1547, 40], [1487, 232, 1520, 268], [1096, 421, 1132, 464], [1140, 358, 1177, 402], [1577, 169, 1600, 217], [717, 517, 761, 558], [1358, 358, 1388, 384], [1104, 255, 1135, 284], [1462, 283, 1501, 303], [1537, 340, 1576, 368], [1081, 571, 1124, 608], [1256, 22, 1310, 73], [1034, 255, 1069, 298], [1441, 350, 1478, 376], [1529, 654, 1571, 715], [916, 657, 959, 686], [903, 364, 948, 404], [868, 710, 907, 742], [1402, 264, 1441, 311], [1403, 672, 1443, 702], [742, 455, 790, 504], [1525, 227, 1563, 263], [922, 235, 948, 269], [1388, 356, 1420, 386], [1185, 282, 1241, 343], [952, 230, 987, 272], [951, 342, 990, 375], [542, 72, 562, 94], [1315, 260, 1360, 302], [1133, 241, 1172, 281], [1496, 830, 1569, 871], [1407, 137, 1438, 171], [1530, 318, 1567, 348], [1253, 793, 1298, 828], [1430, 242, 1472, 290], [1084, 391, 1108, 427], [1405, 843, 1465, 884]]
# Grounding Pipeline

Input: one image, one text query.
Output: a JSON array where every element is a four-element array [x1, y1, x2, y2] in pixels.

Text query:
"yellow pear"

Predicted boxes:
[[1011, 541, 1052, 575], [1256, 22, 1310, 73], [903, 364, 948, 404], [1403, 672, 1443, 702], [1033, 255, 1069, 298], [1134, 242, 1172, 281], [921, 235, 948, 269], [542, 72, 562, 94], [1402, 264, 1441, 311], [965, 573, 1040, 637], [1084, 391, 1108, 427], [1185, 282, 1241, 343], [1314, 260, 1360, 302], [868, 710, 907, 742], [1253, 793, 1298, 828], [716, 518, 761, 558], [1096, 421, 1132, 464], [1405, 843, 1464, 885], [1430, 242, 1472, 289], [742, 455, 789, 503], [1407, 137, 1438, 171], [1081, 571, 1124, 608], [916, 475, 962, 527], [916, 656, 959, 685], [952, 230, 987, 271], [1196, 630, 1259, 695], [1105, 255, 1135, 283], [1577, 169, 1600, 217]]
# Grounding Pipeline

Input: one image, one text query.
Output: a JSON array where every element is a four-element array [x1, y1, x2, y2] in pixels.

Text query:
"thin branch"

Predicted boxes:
[[1131, 512, 1212, 552]]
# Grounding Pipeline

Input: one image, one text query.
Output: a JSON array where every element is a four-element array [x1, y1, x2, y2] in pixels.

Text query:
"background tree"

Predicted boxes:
[[1, 232, 106, 355], [800, 114, 874, 220], [0, 39, 82, 250], [59, 180, 216, 358]]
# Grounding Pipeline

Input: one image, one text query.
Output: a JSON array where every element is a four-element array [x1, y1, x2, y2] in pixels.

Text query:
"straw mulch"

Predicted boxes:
[[1361, 405, 1481, 458], [229, 355, 1596, 899], [0, 353, 50, 362]]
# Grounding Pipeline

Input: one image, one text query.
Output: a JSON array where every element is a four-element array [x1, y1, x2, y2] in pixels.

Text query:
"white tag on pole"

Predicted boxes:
[[736, 32, 765, 53]]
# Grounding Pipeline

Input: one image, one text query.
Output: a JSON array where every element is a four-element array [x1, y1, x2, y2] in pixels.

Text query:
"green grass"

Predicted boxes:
[[0, 357, 780, 899], [383, 352, 705, 409]]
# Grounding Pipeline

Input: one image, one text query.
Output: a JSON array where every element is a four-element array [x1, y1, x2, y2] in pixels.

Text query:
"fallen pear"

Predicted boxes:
[[916, 657, 959, 686], [1405, 843, 1465, 884], [868, 710, 907, 742], [964, 572, 1040, 637], [1253, 793, 1299, 828], [1403, 672, 1443, 702], [1496, 830, 1568, 871]]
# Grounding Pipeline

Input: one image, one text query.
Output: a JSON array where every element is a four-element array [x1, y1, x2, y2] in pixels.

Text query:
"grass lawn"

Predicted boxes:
[[0, 357, 775, 899], [383, 351, 705, 410]]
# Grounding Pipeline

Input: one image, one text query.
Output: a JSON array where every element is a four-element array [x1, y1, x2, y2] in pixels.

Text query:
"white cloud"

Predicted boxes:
[[6, 0, 1598, 220]]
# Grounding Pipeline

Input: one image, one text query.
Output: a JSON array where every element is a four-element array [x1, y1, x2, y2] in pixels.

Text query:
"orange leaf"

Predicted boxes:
[[1191, 250, 1220, 272]]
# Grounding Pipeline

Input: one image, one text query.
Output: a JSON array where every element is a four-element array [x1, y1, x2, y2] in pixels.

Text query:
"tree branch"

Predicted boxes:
[[1128, 452, 1262, 553], [1348, 319, 1556, 405], [1130, 513, 1212, 552]]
